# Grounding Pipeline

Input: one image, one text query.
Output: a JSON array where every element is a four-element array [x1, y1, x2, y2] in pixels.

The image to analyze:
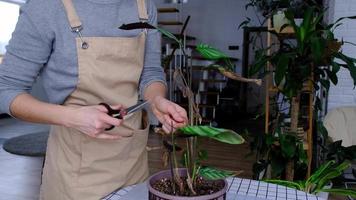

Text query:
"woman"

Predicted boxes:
[[0, 0, 188, 199]]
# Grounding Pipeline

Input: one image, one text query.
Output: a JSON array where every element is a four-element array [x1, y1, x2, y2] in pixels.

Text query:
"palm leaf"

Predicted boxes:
[[199, 167, 237, 180], [156, 27, 182, 46], [315, 161, 351, 191], [178, 126, 245, 145], [274, 54, 289, 85], [264, 179, 303, 190], [306, 160, 335, 186], [196, 44, 229, 60], [316, 188, 356, 198]]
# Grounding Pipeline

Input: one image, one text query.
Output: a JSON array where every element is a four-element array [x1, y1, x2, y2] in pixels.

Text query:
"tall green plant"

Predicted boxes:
[[246, 4, 356, 181]]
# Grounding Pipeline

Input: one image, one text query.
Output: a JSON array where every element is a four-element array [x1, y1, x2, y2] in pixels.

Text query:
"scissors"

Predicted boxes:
[[99, 100, 148, 131]]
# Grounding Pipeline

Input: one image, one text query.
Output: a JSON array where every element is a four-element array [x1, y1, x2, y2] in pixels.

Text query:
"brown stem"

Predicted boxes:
[[286, 94, 300, 181], [169, 152, 176, 194], [290, 95, 300, 134], [186, 172, 197, 195], [285, 161, 295, 181]]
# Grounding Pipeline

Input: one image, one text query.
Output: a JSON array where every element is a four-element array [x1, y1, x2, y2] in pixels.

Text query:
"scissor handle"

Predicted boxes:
[[99, 103, 122, 131]]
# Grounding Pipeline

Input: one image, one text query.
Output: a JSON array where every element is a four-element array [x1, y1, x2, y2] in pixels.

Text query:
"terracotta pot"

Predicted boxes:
[[147, 168, 228, 200]]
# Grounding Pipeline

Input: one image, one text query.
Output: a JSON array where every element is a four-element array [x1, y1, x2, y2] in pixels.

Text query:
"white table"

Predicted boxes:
[[103, 177, 325, 200]]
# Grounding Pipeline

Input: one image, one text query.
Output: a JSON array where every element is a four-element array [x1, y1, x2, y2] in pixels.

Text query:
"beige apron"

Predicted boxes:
[[40, 0, 150, 199]]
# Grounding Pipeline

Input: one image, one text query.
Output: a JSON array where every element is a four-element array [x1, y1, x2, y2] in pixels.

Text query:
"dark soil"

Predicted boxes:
[[152, 177, 225, 197]]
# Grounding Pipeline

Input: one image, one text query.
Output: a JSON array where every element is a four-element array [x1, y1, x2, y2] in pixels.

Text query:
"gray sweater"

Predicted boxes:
[[0, 0, 166, 114]]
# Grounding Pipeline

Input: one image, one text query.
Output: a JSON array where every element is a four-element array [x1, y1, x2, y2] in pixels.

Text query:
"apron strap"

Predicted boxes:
[[61, 0, 89, 49], [61, 0, 82, 30], [137, 0, 149, 22]]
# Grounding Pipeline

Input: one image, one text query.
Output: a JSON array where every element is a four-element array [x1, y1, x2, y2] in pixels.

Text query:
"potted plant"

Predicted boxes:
[[248, 114, 308, 180], [264, 160, 356, 199], [245, 3, 356, 181], [147, 126, 245, 199], [145, 29, 258, 200], [119, 20, 258, 199]]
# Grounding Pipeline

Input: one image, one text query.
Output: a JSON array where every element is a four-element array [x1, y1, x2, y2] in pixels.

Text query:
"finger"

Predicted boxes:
[[152, 109, 166, 124], [100, 114, 122, 127], [174, 105, 188, 123], [162, 124, 174, 134], [111, 104, 123, 110], [102, 123, 112, 129], [163, 114, 177, 127], [163, 114, 185, 129], [96, 133, 122, 140], [167, 104, 186, 123], [96, 105, 109, 113]]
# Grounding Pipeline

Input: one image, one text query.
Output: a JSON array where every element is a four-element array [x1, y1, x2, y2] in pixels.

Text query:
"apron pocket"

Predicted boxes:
[[76, 110, 149, 191]]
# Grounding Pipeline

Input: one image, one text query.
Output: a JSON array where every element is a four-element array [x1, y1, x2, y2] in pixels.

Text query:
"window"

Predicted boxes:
[[0, 0, 23, 55]]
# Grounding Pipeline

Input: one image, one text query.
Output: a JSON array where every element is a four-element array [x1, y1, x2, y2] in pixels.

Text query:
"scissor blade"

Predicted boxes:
[[126, 100, 148, 114], [112, 101, 148, 118]]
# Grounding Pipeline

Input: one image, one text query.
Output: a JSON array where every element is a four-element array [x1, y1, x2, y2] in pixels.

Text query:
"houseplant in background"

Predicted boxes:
[[264, 160, 356, 199], [243, 3, 356, 181]]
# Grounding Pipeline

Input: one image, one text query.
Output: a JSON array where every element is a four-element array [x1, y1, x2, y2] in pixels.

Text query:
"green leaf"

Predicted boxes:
[[270, 154, 285, 177], [317, 121, 328, 138], [280, 135, 297, 159], [274, 54, 289, 85], [335, 160, 351, 172], [320, 79, 330, 91], [178, 126, 245, 145], [326, 67, 338, 85], [333, 15, 356, 28], [196, 44, 229, 60], [156, 27, 181, 46], [198, 150, 208, 161], [315, 97, 322, 111], [199, 167, 236, 180], [315, 161, 350, 191], [238, 17, 251, 30], [249, 49, 268, 76], [306, 160, 335, 186], [311, 37, 325, 63], [335, 52, 356, 85], [264, 179, 303, 190], [317, 188, 356, 198]]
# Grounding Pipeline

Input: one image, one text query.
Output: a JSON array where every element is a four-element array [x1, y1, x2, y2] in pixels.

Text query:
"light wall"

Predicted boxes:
[[153, 0, 261, 60], [327, 0, 356, 111]]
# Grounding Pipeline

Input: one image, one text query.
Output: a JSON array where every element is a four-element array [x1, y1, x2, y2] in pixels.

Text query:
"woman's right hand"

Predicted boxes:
[[65, 104, 123, 139]]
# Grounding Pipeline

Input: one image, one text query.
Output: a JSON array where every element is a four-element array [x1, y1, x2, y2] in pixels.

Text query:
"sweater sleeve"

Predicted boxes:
[[0, 1, 53, 114], [138, 0, 167, 99]]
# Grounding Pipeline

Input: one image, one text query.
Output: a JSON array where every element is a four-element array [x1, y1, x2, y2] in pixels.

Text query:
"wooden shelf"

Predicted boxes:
[[268, 26, 295, 35], [268, 83, 313, 93], [158, 8, 179, 13]]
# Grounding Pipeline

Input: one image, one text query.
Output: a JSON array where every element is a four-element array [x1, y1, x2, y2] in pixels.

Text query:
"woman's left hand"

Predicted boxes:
[[151, 96, 188, 133]]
